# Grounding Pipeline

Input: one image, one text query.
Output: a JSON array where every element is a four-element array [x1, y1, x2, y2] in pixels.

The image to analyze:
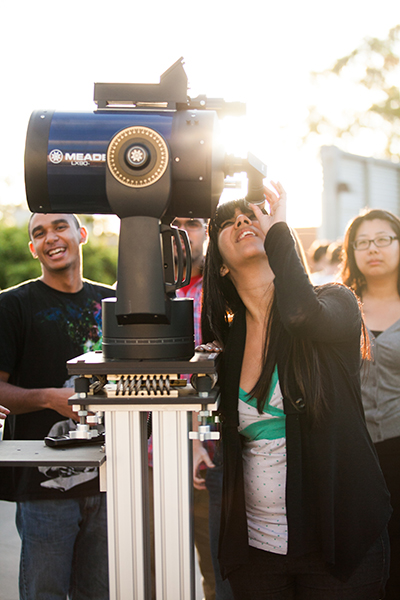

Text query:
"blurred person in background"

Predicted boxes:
[[311, 240, 342, 285], [341, 208, 400, 600], [147, 216, 233, 600], [307, 239, 330, 276], [173, 216, 233, 600]]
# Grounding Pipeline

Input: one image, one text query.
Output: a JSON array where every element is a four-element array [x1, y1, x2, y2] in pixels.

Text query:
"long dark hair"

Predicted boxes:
[[340, 208, 400, 298], [202, 199, 329, 419]]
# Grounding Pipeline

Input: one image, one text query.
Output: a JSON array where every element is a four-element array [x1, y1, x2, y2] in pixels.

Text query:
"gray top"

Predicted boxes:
[[361, 319, 400, 443]]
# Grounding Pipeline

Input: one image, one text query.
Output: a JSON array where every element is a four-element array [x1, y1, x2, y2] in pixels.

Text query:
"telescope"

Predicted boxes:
[[23, 59, 269, 598], [25, 57, 267, 361]]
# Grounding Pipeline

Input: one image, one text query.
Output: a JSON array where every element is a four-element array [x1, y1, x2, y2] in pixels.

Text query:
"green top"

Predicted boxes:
[[239, 366, 286, 441]]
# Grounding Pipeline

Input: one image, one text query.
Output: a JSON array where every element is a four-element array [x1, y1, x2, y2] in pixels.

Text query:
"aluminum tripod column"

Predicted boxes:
[[97, 402, 195, 600], [103, 408, 151, 600], [152, 408, 195, 600]]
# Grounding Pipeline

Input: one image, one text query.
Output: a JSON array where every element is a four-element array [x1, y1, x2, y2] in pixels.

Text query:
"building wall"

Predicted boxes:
[[320, 146, 400, 241]]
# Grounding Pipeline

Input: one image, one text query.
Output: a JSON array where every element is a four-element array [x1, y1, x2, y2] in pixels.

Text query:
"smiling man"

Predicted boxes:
[[28, 214, 85, 281], [0, 212, 114, 600]]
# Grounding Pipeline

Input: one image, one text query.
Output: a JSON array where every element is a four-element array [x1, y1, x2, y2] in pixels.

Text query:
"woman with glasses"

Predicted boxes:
[[200, 185, 391, 599], [341, 208, 400, 600]]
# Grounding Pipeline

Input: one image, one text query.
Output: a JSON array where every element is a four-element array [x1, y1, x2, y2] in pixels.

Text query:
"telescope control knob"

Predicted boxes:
[[125, 144, 150, 169]]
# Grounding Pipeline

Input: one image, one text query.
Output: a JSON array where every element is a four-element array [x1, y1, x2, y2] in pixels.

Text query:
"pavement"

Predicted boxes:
[[0, 499, 204, 600], [0, 500, 19, 600]]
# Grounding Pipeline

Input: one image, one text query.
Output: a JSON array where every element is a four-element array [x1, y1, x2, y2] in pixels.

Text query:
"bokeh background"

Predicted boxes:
[[0, 0, 399, 283]]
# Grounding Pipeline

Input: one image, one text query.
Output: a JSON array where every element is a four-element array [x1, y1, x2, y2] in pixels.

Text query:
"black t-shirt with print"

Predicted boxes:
[[0, 279, 114, 501]]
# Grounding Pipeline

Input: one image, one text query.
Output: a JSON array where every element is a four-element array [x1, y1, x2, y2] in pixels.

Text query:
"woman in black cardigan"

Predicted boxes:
[[201, 182, 391, 599]]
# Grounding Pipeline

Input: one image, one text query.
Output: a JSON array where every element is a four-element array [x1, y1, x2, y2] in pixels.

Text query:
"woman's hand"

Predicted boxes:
[[249, 181, 287, 237]]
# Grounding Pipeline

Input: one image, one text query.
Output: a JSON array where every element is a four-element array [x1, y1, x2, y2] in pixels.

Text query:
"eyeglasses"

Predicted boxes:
[[352, 235, 399, 251], [172, 219, 205, 231]]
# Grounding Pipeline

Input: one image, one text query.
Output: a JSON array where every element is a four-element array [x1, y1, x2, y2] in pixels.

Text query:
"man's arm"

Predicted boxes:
[[0, 371, 77, 420]]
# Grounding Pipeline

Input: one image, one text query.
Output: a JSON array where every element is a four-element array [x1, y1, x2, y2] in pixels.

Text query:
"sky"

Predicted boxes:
[[1, 0, 400, 229]]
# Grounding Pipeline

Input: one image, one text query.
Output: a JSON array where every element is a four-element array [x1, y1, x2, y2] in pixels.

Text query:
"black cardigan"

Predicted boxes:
[[217, 222, 391, 580]]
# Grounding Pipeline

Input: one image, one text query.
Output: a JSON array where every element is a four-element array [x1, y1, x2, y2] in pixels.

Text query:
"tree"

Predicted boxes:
[[305, 25, 400, 160], [82, 239, 118, 286], [0, 224, 41, 289]]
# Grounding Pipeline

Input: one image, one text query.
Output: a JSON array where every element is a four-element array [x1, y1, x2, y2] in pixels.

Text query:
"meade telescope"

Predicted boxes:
[[24, 58, 267, 362]]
